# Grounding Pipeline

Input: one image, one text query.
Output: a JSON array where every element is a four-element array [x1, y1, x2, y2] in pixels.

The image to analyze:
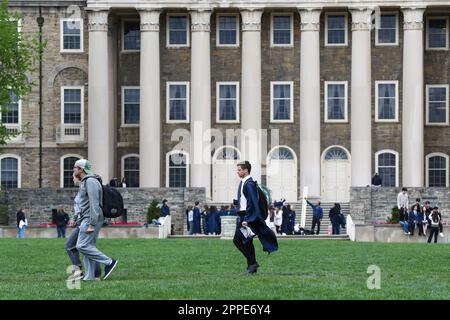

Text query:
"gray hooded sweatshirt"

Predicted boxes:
[[78, 174, 103, 227]]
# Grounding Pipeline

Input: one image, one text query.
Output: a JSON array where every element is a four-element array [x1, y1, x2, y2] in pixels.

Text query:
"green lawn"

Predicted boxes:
[[0, 238, 449, 300]]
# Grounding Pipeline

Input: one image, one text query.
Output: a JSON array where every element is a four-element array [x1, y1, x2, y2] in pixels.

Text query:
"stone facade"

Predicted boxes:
[[1, 187, 205, 234]]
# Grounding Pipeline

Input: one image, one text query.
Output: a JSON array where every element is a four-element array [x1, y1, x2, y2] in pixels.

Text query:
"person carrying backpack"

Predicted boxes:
[[428, 207, 441, 243], [233, 161, 278, 274], [73, 159, 118, 280]]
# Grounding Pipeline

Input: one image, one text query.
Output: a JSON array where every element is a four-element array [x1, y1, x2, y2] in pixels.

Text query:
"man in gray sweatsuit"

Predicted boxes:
[[73, 159, 118, 281]]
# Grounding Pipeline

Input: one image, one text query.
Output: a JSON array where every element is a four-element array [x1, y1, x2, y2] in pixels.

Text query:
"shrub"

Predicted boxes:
[[387, 206, 399, 223], [147, 200, 161, 223]]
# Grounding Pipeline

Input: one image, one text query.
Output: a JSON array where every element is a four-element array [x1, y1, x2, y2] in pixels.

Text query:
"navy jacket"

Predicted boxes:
[[192, 207, 202, 234], [161, 205, 170, 217], [238, 177, 278, 253], [408, 211, 417, 224], [306, 200, 323, 220]]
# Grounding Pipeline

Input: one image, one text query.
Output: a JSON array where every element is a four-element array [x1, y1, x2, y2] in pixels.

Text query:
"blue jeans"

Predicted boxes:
[[17, 227, 26, 238], [57, 225, 67, 238], [399, 221, 409, 233]]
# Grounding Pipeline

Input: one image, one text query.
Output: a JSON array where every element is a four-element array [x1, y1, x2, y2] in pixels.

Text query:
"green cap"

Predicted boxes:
[[74, 159, 93, 174]]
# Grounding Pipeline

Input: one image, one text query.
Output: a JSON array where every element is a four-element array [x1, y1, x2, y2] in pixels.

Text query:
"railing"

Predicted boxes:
[[56, 124, 84, 143], [5, 125, 23, 143], [346, 214, 356, 241], [158, 215, 171, 239]]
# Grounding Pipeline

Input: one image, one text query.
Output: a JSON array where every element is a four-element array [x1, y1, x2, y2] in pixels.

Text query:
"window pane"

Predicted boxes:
[[428, 87, 447, 123], [378, 84, 396, 120], [327, 16, 346, 44], [273, 16, 291, 44], [169, 16, 187, 45], [169, 153, 187, 187], [63, 21, 81, 50], [124, 21, 140, 50], [64, 89, 81, 124], [1, 157, 18, 189], [2, 91, 19, 124], [380, 15, 396, 29], [327, 84, 345, 120], [429, 19, 447, 48], [379, 167, 396, 187], [124, 156, 139, 187], [170, 85, 186, 99], [429, 156, 447, 187], [219, 16, 237, 44], [219, 84, 237, 121], [124, 89, 140, 124], [63, 157, 79, 188]]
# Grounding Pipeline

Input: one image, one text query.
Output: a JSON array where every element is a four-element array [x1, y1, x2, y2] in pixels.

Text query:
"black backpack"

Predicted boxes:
[[88, 177, 125, 218]]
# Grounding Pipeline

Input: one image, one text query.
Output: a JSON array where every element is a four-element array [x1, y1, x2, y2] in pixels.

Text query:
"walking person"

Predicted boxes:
[[233, 161, 278, 274], [16, 208, 27, 239], [55, 207, 70, 238], [73, 159, 118, 281], [329, 203, 342, 235], [66, 173, 101, 281], [305, 198, 323, 235], [428, 207, 441, 243]]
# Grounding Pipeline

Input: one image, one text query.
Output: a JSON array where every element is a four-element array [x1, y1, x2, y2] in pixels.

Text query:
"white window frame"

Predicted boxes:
[[324, 81, 348, 123], [375, 149, 399, 187], [0, 154, 21, 188], [121, 154, 140, 187], [121, 86, 140, 127], [121, 19, 141, 52], [60, 154, 82, 188], [270, 13, 294, 48], [166, 81, 190, 124], [375, 12, 399, 46], [166, 150, 190, 187], [0, 89, 22, 142], [61, 86, 85, 126], [375, 80, 399, 122], [426, 152, 449, 187], [216, 82, 240, 123], [166, 13, 190, 48], [216, 13, 239, 47], [270, 81, 294, 123], [60, 18, 84, 53], [426, 16, 449, 51], [426, 84, 449, 126], [325, 12, 348, 47]]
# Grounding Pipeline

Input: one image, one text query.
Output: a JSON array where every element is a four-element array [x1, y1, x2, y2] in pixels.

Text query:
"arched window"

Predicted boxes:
[[61, 155, 81, 188], [324, 147, 348, 160], [122, 155, 139, 187], [268, 146, 295, 160], [426, 153, 449, 187], [0, 155, 20, 189], [166, 151, 189, 187], [375, 150, 398, 187], [215, 147, 240, 160]]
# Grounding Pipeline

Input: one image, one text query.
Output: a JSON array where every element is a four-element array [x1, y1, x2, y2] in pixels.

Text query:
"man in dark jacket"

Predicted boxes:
[[329, 203, 341, 235], [371, 173, 382, 187], [306, 198, 323, 235], [55, 207, 70, 238], [233, 161, 278, 274]]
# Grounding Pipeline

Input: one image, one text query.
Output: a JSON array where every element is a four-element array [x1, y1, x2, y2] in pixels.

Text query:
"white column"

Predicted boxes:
[[350, 7, 373, 187], [87, 9, 113, 181], [299, 8, 321, 199], [190, 9, 212, 198], [402, 7, 425, 187], [240, 9, 263, 182], [138, 9, 161, 187]]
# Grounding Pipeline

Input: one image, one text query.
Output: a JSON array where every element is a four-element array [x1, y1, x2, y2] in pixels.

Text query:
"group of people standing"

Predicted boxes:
[[397, 188, 444, 243], [267, 202, 296, 235], [186, 203, 238, 235]]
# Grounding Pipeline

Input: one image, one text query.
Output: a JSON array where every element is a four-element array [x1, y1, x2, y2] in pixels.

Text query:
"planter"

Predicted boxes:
[[0, 204, 9, 225]]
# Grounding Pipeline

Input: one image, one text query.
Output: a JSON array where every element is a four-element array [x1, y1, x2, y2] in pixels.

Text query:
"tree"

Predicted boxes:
[[0, 0, 45, 145]]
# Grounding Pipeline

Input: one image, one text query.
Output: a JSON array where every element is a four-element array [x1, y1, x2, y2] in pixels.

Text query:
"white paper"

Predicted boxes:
[[240, 226, 255, 239]]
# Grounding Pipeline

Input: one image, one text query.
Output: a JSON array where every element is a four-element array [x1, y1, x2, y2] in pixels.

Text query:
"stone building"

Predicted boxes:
[[3, 0, 450, 207]]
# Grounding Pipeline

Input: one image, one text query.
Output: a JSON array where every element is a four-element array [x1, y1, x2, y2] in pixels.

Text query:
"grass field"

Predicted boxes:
[[0, 238, 449, 300]]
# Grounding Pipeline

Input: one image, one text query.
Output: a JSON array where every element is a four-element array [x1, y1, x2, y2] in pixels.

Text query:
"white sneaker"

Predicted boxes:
[[408, 232, 411, 235], [440, 233, 444, 238]]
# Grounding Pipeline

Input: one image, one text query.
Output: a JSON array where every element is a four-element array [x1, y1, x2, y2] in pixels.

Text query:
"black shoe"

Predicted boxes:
[[103, 259, 118, 280], [247, 263, 259, 274]]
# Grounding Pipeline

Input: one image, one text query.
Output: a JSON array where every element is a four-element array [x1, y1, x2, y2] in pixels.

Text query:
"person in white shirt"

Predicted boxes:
[[397, 187, 409, 219], [188, 206, 194, 235]]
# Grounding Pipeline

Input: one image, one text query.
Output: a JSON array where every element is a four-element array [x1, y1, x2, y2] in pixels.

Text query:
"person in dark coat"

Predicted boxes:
[[287, 205, 296, 235], [16, 208, 27, 238], [55, 207, 70, 238], [280, 205, 290, 235], [233, 161, 278, 274], [306, 198, 323, 235], [192, 201, 202, 235], [329, 203, 342, 235], [161, 199, 170, 217], [371, 172, 382, 186], [208, 206, 219, 235], [202, 205, 209, 234], [408, 204, 419, 236]]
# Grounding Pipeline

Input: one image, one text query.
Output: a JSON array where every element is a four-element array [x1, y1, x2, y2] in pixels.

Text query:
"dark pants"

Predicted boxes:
[[275, 225, 281, 234], [233, 222, 256, 268], [428, 227, 439, 243], [418, 223, 424, 236], [311, 218, 321, 235], [332, 223, 340, 235], [409, 223, 415, 235], [57, 225, 67, 238]]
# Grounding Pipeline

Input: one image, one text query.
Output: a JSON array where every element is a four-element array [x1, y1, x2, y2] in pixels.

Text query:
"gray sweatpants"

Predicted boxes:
[[76, 216, 112, 280], [66, 226, 101, 277]]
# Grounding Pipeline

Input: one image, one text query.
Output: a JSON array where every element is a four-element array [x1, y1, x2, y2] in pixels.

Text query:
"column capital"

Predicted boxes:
[[298, 7, 322, 32], [138, 9, 161, 32], [190, 9, 212, 32], [240, 9, 263, 31], [87, 9, 109, 32], [402, 7, 426, 30], [349, 7, 373, 31]]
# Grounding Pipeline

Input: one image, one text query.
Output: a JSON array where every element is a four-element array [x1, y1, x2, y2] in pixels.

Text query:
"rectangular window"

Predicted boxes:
[[167, 15, 189, 47], [62, 87, 82, 124], [325, 14, 347, 46], [217, 82, 239, 123], [167, 82, 189, 123], [168, 153, 188, 187], [122, 87, 140, 126], [427, 17, 449, 50], [325, 81, 348, 122], [217, 15, 239, 46], [123, 21, 140, 51], [271, 14, 293, 46], [271, 82, 294, 122], [426, 85, 449, 125], [60, 19, 83, 52], [376, 14, 398, 45], [1, 91, 19, 124], [375, 81, 398, 122]]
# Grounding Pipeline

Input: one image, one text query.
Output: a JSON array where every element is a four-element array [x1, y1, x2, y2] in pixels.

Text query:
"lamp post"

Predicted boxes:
[[37, 8, 44, 188]]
